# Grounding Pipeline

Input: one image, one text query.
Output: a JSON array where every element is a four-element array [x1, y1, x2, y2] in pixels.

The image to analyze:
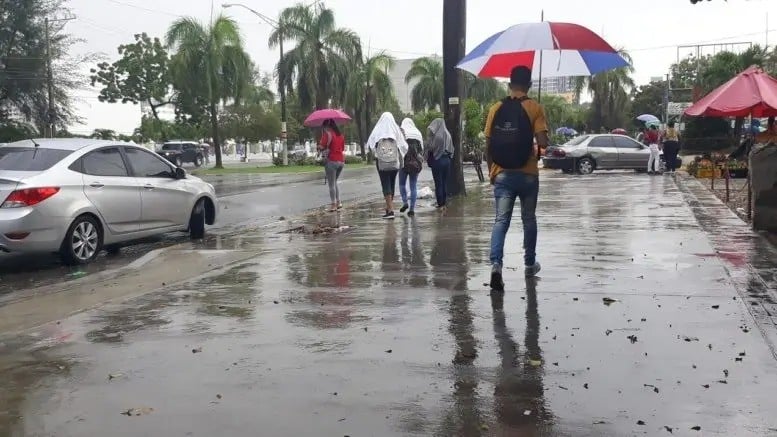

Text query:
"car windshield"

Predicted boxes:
[[0, 147, 72, 171], [162, 144, 182, 151], [563, 135, 590, 146]]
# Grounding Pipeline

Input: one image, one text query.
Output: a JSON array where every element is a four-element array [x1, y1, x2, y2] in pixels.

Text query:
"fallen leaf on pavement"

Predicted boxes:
[[702, 384, 710, 389], [216, 394, 222, 399], [192, 347, 202, 354], [121, 407, 154, 417], [665, 426, 674, 433], [627, 335, 638, 344], [712, 305, 720, 309], [529, 359, 542, 367], [523, 410, 531, 416], [691, 426, 701, 431], [108, 373, 125, 380], [602, 297, 617, 306], [605, 329, 613, 336], [385, 349, 393, 354], [583, 383, 589, 389], [637, 420, 646, 425]]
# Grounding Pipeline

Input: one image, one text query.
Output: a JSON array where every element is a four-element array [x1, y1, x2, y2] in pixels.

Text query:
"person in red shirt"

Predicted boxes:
[[644, 125, 661, 175], [318, 119, 346, 211]]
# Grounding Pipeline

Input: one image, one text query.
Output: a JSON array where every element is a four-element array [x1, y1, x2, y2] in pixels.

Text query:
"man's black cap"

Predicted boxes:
[[510, 66, 532, 87]]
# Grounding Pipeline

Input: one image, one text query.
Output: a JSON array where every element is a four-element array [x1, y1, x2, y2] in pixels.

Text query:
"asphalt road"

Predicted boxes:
[[0, 166, 439, 300]]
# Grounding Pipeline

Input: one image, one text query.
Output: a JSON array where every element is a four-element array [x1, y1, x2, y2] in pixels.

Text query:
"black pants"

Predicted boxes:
[[430, 155, 451, 207], [663, 141, 679, 171], [378, 169, 398, 196]]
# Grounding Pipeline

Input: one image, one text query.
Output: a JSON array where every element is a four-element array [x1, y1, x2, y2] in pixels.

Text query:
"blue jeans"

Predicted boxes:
[[489, 171, 539, 268], [398, 169, 419, 210], [430, 154, 451, 207]]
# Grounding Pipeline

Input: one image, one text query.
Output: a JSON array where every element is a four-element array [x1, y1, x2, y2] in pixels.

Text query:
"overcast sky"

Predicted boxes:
[[66, 0, 777, 135]]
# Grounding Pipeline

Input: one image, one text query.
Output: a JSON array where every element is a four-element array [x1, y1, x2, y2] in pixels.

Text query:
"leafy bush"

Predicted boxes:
[[344, 155, 363, 164]]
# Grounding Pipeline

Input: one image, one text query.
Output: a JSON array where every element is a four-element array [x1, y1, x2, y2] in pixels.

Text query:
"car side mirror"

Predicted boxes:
[[174, 167, 186, 179]]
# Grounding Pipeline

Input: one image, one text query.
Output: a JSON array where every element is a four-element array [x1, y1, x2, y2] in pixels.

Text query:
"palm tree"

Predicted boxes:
[[269, 3, 361, 111], [345, 50, 395, 156], [166, 14, 252, 168], [464, 73, 504, 108], [405, 56, 444, 112], [574, 49, 635, 130]]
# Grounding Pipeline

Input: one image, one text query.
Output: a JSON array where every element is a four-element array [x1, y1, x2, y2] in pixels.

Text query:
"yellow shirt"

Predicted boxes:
[[484, 91, 549, 179]]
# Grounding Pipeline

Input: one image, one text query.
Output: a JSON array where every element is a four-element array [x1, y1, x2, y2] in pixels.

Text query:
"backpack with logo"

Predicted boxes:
[[403, 140, 423, 175], [375, 138, 400, 171], [489, 96, 534, 169]]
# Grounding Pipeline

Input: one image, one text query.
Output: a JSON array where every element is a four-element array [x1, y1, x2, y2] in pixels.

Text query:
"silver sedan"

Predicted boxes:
[[543, 134, 681, 175], [0, 139, 218, 265]]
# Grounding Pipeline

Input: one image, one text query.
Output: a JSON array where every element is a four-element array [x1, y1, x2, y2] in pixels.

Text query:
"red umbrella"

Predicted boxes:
[[685, 65, 777, 117], [303, 109, 351, 128]]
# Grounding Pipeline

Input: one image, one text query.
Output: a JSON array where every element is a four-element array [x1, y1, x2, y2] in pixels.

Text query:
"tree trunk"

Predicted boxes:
[[443, 0, 467, 197], [210, 101, 222, 169]]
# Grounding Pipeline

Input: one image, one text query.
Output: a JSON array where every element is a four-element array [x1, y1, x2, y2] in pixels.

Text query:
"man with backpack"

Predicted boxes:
[[485, 66, 550, 291]]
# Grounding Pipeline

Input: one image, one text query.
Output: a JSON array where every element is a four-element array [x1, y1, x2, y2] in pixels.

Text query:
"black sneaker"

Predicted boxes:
[[490, 266, 505, 292], [407, 210, 415, 217], [382, 211, 395, 220], [400, 204, 409, 213]]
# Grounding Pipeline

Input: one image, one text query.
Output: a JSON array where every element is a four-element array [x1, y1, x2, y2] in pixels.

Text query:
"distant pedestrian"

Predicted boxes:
[[367, 112, 408, 219], [399, 118, 424, 217], [662, 121, 680, 174], [645, 125, 661, 174], [318, 119, 346, 212], [425, 118, 454, 210], [485, 65, 549, 291]]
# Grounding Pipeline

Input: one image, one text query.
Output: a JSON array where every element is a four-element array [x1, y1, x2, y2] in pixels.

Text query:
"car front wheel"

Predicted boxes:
[[577, 157, 595, 175], [60, 215, 102, 265], [189, 199, 206, 240]]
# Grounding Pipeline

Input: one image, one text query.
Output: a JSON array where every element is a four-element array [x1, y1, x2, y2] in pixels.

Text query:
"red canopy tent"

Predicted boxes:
[[685, 65, 777, 117]]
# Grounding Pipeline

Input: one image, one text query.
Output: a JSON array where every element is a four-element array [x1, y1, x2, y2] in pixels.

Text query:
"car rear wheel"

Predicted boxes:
[[194, 155, 203, 167], [577, 157, 595, 175], [60, 215, 102, 265], [189, 199, 206, 240]]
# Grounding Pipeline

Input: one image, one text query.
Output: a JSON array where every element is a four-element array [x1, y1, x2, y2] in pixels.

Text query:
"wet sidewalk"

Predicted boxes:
[[2, 172, 777, 436]]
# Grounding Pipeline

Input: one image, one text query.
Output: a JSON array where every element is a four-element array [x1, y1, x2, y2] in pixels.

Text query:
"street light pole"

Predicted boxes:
[[222, 3, 288, 165]]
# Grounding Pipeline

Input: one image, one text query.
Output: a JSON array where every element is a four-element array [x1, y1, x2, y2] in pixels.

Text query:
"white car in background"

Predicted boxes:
[[0, 139, 217, 265]]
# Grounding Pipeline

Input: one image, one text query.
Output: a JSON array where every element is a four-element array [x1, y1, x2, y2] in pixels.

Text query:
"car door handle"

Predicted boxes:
[[89, 182, 104, 188], [143, 184, 155, 190]]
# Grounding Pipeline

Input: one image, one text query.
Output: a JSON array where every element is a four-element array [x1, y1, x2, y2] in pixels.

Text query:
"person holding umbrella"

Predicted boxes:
[[644, 123, 662, 175], [318, 119, 346, 212]]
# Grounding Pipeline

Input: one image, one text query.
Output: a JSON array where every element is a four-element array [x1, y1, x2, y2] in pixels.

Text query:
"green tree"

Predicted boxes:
[[89, 33, 172, 124], [345, 50, 395, 157], [462, 98, 484, 161], [1, 0, 91, 134], [166, 14, 253, 168], [630, 81, 665, 121], [220, 104, 281, 143], [270, 3, 361, 111], [575, 49, 635, 130], [405, 56, 444, 112], [464, 73, 504, 108], [90, 128, 117, 140]]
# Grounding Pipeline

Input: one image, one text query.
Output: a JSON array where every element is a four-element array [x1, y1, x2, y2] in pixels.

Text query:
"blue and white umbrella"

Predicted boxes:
[[636, 114, 660, 123]]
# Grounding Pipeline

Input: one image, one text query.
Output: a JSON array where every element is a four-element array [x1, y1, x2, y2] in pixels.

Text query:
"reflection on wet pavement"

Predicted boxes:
[[2, 172, 777, 436]]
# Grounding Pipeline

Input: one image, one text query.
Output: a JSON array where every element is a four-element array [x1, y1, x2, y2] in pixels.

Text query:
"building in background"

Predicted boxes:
[[534, 76, 575, 95]]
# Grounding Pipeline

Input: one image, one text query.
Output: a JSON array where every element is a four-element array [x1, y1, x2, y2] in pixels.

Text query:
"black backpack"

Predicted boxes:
[[489, 96, 534, 169], [403, 140, 423, 175]]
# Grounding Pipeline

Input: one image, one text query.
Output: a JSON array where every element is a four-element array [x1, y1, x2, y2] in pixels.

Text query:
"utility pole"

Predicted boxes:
[[45, 18, 54, 138], [443, 0, 466, 197]]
